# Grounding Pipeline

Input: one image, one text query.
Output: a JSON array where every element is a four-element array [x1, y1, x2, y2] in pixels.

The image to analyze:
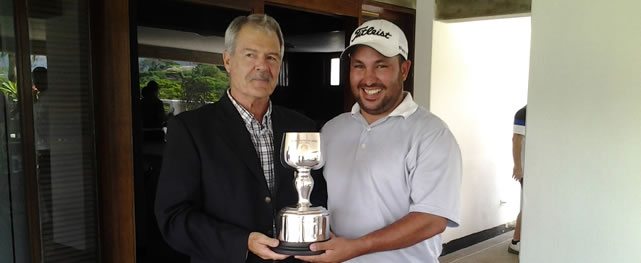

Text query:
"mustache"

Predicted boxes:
[[248, 71, 272, 81], [358, 82, 385, 89]]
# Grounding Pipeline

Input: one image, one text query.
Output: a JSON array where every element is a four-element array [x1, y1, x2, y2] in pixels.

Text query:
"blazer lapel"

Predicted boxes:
[[217, 95, 268, 191]]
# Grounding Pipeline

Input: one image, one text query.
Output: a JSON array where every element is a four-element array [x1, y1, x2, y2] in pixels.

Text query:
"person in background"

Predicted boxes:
[[298, 19, 462, 263], [155, 14, 326, 263], [32, 67, 52, 225], [509, 105, 526, 255], [32, 67, 49, 150], [141, 80, 167, 141]]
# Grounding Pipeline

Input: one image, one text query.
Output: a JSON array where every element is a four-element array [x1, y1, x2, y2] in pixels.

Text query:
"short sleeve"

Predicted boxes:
[[407, 127, 462, 227]]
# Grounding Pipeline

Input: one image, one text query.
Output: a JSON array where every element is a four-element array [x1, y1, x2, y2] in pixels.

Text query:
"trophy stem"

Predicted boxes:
[[294, 169, 313, 208], [274, 132, 330, 256]]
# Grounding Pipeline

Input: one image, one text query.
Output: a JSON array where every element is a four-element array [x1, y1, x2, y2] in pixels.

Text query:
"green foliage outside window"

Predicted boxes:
[[155, 78, 182, 99], [0, 79, 17, 101], [139, 58, 229, 112]]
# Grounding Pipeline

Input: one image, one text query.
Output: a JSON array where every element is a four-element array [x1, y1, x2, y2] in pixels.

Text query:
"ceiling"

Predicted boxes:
[[136, 2, 352, 54]]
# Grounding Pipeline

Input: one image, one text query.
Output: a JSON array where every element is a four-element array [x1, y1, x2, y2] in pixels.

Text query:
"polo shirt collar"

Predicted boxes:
[[350, 91, 418, 119]]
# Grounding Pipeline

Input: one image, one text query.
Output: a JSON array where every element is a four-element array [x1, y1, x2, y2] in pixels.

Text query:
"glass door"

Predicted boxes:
[[1, 0, 30, 261], [2, 0, 99, 261], [27, 0, 99, 261]]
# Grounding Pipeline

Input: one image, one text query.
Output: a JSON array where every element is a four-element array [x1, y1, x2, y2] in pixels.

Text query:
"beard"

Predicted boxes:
[[354, 82, 404, 116]]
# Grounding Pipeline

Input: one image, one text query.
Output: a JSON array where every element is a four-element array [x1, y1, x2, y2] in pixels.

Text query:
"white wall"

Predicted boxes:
[[413, 0, 434, 108], [522, 1, 641, 262], [428, 16, 531, 242]]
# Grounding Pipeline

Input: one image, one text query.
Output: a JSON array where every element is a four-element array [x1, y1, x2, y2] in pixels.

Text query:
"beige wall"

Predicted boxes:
[[522, 0, 641, 262], [413, 0, 434, 108]]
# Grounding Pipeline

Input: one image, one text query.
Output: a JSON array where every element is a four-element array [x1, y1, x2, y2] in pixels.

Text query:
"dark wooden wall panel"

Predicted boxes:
[[91, 0, 136, 262], [183, 0, 262, 12], [266, 0, 362, 17]]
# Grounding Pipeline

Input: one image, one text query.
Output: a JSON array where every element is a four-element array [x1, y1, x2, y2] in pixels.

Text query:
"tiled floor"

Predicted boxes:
[[439, 231, 520, 263]]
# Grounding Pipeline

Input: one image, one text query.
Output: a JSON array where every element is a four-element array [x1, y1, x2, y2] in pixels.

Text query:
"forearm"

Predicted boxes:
[[512, 134, 523, 169], [357, 212, 448, 254]]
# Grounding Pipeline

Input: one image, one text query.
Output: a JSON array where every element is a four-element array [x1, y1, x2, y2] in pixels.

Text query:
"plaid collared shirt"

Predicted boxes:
[[227, 90, 276, 194]]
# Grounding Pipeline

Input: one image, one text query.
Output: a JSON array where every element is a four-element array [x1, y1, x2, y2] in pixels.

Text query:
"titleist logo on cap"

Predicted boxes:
[[351, 26, 392, 42]]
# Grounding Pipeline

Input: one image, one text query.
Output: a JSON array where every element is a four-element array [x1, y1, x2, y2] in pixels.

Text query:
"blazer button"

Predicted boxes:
[[264, 196, 271, 204]]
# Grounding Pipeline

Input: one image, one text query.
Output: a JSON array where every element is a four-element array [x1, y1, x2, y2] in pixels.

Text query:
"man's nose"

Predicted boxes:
[[363, 68, 377, 86], [255, 57, 268, 71]]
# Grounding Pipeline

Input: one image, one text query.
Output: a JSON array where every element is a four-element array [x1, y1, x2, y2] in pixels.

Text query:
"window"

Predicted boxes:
[[330, 58, 340, 86], [138, 58, 229, 115]]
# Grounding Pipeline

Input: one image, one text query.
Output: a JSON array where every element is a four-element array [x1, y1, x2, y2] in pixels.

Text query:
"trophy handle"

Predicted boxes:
[[294, 168, 313, 208]]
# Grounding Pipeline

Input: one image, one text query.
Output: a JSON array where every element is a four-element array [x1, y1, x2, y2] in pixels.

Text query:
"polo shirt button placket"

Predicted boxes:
[[360, 127, 371, 149]]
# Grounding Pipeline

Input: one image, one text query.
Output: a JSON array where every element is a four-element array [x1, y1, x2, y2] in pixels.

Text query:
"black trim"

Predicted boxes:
[[441, 223, 515, 256], [13, 0, 42, 261]]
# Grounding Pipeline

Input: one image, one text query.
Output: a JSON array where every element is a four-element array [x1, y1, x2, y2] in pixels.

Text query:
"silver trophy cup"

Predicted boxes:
[[272, 132, 330, 256]]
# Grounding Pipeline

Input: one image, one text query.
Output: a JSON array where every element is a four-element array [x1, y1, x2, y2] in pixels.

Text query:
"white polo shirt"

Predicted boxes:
[[321, 92, 462, 263]]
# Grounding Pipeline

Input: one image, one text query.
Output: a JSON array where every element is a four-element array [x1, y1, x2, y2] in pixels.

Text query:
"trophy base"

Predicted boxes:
[[274, 206, 330, 256], [272, 241, 324, 256]]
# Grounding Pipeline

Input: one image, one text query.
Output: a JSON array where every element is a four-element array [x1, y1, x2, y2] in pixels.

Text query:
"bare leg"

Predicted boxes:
[[513, 212, 521, 241], [508, 211, 522, 254]]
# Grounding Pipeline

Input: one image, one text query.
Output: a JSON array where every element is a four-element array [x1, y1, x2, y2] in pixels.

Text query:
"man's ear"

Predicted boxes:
[[223, 51, 232, 73], [401, 59, 412, 81]]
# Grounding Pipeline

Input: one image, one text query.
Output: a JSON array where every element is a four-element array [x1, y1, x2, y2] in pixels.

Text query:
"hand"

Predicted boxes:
[[296, 233, 367, 263], [247, 232, 289, 260], [512, 166, 523, 181]]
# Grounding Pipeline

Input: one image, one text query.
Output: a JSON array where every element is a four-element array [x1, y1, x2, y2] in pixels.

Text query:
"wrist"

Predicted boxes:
[[356, 236, 374, 256]]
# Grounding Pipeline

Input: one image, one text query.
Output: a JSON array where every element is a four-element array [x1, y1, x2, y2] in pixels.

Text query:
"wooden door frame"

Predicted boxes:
[[91, 0, 136, 262], [13, 0, 42, 260]]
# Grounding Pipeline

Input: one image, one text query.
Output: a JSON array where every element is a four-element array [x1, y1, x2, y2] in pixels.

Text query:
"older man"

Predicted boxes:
[[155, 14, 326, 263]]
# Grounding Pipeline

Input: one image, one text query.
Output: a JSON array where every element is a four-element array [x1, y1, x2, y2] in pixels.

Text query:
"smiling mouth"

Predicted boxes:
[[363, 88, 382, 95]]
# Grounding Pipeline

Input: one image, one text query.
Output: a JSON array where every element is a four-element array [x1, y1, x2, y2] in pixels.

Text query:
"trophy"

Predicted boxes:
[[272, 132, 330, 255]]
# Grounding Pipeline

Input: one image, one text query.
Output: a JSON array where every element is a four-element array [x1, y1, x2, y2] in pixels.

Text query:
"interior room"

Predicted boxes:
[[2, 0, 639, 262]]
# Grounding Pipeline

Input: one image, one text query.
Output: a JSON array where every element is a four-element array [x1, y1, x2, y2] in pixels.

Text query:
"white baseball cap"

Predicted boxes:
[[341, 19, 409, 60]]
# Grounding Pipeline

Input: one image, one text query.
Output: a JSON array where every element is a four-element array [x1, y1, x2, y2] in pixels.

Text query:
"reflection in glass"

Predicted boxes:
[[29, 0, 99, 261]]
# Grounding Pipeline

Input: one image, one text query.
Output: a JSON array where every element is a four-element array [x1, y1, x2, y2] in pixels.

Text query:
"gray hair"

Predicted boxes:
[[224, 14, 284, 57]]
